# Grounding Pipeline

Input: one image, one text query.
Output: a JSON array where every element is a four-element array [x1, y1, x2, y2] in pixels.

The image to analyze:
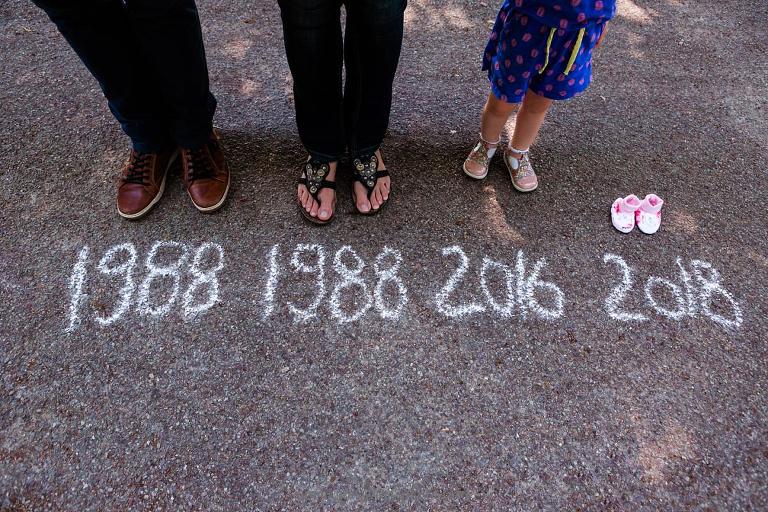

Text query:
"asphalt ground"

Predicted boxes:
[[1, 0, 767, 510]]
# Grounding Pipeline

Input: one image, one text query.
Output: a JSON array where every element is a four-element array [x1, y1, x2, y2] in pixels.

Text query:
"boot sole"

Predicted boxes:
[[189, 171, 231, 213]]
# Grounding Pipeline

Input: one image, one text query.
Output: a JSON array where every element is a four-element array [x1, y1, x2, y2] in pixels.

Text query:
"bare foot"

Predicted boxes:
[[298, 160, 337, 222], [353, 149, 390, 213]]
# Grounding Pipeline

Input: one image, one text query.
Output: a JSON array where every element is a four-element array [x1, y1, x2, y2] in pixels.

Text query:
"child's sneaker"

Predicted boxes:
[[503, 149, 538, 192], [463, 136, 499, 179], [611, 194, 642, 233], [636, 194, 664, 234]]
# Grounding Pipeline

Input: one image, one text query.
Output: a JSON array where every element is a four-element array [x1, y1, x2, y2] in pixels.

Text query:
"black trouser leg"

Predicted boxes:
[[278, 0, 345, 162], [124, 0, 216, 149], [343, 0, 406, 157], [33, 0, 215, 152]]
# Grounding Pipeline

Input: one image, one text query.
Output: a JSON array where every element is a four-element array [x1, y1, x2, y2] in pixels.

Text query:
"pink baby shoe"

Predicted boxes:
[[611, 194, 642, 233], [636, 194, 664, 234]]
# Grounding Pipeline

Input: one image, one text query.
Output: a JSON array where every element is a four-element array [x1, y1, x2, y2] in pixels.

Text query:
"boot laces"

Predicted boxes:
[[183, 141, 217, 182], [123, 151, 153, 185]]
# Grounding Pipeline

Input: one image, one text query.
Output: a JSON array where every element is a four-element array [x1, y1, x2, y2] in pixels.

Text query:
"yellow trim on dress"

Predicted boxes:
[[564, 28, 586, 76], [539, 27, 557, 75], [538, 27, 586, 77]]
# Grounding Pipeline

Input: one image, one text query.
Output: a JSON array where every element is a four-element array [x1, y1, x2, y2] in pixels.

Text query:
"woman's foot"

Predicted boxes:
[[352, 149, 390, 214], [298, 160, 337, 223], [463, 136, 500, 179]]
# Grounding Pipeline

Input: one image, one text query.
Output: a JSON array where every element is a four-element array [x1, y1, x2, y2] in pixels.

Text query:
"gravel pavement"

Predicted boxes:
[[1, 0, 767, 510]]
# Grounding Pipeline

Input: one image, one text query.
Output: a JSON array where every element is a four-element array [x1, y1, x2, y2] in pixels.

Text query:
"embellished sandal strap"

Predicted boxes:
[[354, 169, 388, 184], [352, 154, 383, 196], [300, 160, 335, 200], [299, 176, 337, 188]]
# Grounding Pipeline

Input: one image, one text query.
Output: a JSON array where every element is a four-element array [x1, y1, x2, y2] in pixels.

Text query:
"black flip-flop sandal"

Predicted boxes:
[[298, 159, 337, 225], [351, 153, 389, 216]]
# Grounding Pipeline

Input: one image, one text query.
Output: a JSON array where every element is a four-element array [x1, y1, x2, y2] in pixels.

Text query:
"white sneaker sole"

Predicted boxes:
[[117, 149, 179, 220], [188, 171, 231, 213]]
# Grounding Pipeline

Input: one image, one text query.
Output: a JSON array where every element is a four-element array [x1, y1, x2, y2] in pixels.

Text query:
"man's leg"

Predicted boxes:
[[34, 0, 180, 219], [123, 0, 216, 150], [33, 0, 173, 152], [122, 0, 228, 213]]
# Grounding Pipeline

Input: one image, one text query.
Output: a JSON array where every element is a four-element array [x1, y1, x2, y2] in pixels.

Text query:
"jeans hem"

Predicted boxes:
[[351, 143, 381, 159], [176, 132, 214, 150], [306, 147, 345, 163], [131, 139, 176, 153]]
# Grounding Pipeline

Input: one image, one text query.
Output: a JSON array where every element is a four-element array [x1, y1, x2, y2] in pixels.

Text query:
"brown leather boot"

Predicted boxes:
[[117, 148, 178, 219], [180, 130, 230, 212]]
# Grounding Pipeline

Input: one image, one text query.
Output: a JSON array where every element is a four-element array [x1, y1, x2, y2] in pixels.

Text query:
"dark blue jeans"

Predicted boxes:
[[33, 0, 216, 152], [278, 0, 407, 162]]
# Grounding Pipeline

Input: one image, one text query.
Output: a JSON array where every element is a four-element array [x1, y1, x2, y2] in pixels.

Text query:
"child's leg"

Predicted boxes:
[[481, 92, 518, 142], [509, 90, 552, 157], [464, 92, 517, 177]]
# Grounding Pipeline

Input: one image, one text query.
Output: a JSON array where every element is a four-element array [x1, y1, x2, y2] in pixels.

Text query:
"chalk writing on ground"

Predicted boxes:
[[64, 241, 745, 332]]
